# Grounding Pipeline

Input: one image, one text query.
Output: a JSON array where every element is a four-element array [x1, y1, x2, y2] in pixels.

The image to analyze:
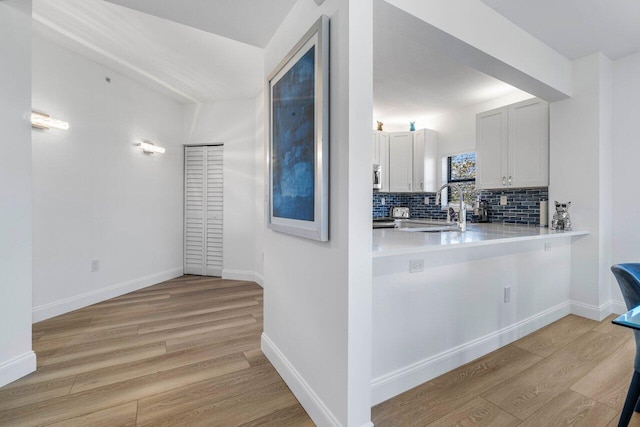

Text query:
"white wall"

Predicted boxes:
[[261, 0, 373, 426], [32, 36, 184, 321], [549, 53, 613, 319], [184, 99, 259, 283], [612, 52, 640, 307], [0, 0, 36, 387]]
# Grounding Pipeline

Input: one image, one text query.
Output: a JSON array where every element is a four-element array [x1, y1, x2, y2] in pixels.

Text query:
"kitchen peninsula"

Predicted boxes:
[[371, 223, 588, 404]]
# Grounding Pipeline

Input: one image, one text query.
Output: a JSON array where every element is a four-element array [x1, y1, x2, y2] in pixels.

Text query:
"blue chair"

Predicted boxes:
[[612, 264, 640, 427]]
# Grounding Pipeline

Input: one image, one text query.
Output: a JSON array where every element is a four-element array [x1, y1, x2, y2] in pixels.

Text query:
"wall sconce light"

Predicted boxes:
[[137, 140, 166, 154], [31, 111, 70, 130]]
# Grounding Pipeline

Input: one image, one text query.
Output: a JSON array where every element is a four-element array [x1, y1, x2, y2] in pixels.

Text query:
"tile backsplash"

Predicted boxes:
[[373, 187, 549, 225]]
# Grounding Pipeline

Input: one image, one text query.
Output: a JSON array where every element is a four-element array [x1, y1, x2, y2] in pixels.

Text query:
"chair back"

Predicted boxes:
[[612, 263, 640, 370]]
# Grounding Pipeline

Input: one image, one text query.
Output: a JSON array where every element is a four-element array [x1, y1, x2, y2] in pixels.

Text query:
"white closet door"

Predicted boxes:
[[205, 146, 223, 276], [184, 145, 223, 276]]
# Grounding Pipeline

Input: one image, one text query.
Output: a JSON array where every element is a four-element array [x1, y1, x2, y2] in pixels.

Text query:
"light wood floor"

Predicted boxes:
[[1, 276, 639, 426], [0, 276, 314, 427]]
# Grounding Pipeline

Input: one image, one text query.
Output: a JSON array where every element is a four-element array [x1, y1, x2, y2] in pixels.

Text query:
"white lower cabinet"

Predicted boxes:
[[476, 97, 549, 189]]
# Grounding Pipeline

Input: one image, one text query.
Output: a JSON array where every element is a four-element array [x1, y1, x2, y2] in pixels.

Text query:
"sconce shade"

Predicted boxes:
[[138, 141, 166, 154], [31, 111, 69, 130]]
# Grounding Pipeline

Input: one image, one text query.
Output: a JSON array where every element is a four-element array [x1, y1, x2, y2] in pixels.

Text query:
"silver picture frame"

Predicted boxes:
[[267, 15, 329, 241]]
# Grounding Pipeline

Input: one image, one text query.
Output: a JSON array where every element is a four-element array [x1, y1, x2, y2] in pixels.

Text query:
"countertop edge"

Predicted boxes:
[[372, 229, 589, 258]]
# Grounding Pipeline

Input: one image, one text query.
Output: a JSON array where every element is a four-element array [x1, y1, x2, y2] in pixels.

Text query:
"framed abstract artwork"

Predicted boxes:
[[267, 16, 329, 241]]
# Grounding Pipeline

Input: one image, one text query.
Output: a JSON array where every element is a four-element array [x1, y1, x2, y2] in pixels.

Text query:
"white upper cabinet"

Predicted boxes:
[[372, 131, 390, 192], [374, 128, 437, 193], [389, 132, 414, 192], [476, 98, 549, 189], [412, 128, 438, 192]]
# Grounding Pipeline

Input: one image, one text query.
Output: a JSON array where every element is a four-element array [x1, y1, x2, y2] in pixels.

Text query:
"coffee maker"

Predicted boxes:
[[474, 199, 490, 223]]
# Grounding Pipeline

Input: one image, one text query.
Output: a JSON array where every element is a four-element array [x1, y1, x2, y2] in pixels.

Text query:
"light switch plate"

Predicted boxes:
[[424, 197, 429, 205], [500, 195, 508, 205]]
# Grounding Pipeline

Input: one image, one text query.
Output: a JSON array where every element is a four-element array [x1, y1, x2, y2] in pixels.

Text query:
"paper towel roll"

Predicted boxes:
[[540, 201, 548, 227]]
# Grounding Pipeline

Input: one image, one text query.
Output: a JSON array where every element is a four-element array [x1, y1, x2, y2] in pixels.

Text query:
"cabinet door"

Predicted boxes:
[[372, 131, 390, 191], [508, 98, 549, 187], [389, 132, 414, 192], [379, 132, 390, 191], [413, 129, 438, 192], [372, 131, 380, 165], [476, 107, 508, 189]]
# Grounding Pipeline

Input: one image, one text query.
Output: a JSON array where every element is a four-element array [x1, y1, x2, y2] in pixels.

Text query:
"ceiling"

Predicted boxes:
[[33, 0, 272, 104], [103, 0, 297, 49], [481, 0, 640, 60]]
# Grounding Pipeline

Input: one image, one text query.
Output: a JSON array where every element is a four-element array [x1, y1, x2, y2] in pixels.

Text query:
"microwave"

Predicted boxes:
[[373, 164, 382, 190]]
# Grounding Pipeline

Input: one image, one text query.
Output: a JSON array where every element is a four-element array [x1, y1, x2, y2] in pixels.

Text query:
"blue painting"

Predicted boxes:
[[272, 46, 316, 222]]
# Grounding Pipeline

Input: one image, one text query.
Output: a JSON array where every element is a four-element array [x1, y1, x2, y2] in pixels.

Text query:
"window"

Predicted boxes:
[[447, 152, 476, 206]]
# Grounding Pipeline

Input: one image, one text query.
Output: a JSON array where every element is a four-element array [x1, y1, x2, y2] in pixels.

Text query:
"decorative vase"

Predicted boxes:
[[409, 121, 415, 131]]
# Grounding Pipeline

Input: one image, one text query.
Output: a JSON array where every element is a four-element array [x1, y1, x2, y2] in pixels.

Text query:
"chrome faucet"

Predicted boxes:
[[435, 183, 467, 232]]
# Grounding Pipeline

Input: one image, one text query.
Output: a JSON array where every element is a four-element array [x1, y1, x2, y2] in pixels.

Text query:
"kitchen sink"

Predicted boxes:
[[395, 220, 459, 232]]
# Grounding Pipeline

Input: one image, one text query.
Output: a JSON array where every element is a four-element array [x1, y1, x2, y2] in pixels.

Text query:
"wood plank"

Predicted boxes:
[[571, 336, 636, 410], [517, 389, 617, 426], [0, 353, 249, 426], [38, 315, 257, 366], [372, 345, 542, 426], [165, 322, 262, 352], [137, 364, 282, 425], [45, 401, 138, 427], [9, 342, 166, 388], [244, 348, 269, 367], [513, 314, 598, 357], [482, 330, 624, 420], [71, 334, 260, 393], [237, 404, 314, 427], [141, 381, 298, 427], [34, 325, 139, 355], [0, 375, 75, 411], [594, 314, 634, 340], [425, 396, 520, 427]]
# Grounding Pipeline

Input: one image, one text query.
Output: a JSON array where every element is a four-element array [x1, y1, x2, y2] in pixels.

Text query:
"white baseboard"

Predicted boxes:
[[0, 351, 36, 388], [32, 267, 183, 323], [254, 272, 264, 287], [222, 269, 258, 283], [262, 333, 346, 427], [610, 300, 628, 315], [569, 299, 613, 321], [371, 301, 571, 405]]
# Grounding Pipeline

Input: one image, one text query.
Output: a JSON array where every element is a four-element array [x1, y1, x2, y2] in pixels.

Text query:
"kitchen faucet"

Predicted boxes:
[[435, 183, 467, 232]]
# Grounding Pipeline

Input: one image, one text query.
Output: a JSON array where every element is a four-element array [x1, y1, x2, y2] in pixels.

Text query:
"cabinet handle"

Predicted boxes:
[[420, 182, 423, 190], [408, 183, 412, 191], [508, 176, 512, 185], [502, 176, 506, 186]]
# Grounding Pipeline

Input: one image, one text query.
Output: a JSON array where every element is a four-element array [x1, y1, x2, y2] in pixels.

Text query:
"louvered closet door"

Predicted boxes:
[[184, 145, 223, 276]]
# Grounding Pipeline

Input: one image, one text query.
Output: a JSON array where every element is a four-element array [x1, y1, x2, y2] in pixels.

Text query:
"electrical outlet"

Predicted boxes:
[[504, 286, 511, 303], [91, 259, 100, 272], [500, 195, 508, 206], [544, 242, 551, 252], [424, 197, 429, 205], [381, 197, 386, 206], [410, 259, 424, 273]]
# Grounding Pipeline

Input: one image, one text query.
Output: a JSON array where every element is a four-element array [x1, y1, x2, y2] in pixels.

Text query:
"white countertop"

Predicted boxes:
[[372, 222, 588, 258]]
